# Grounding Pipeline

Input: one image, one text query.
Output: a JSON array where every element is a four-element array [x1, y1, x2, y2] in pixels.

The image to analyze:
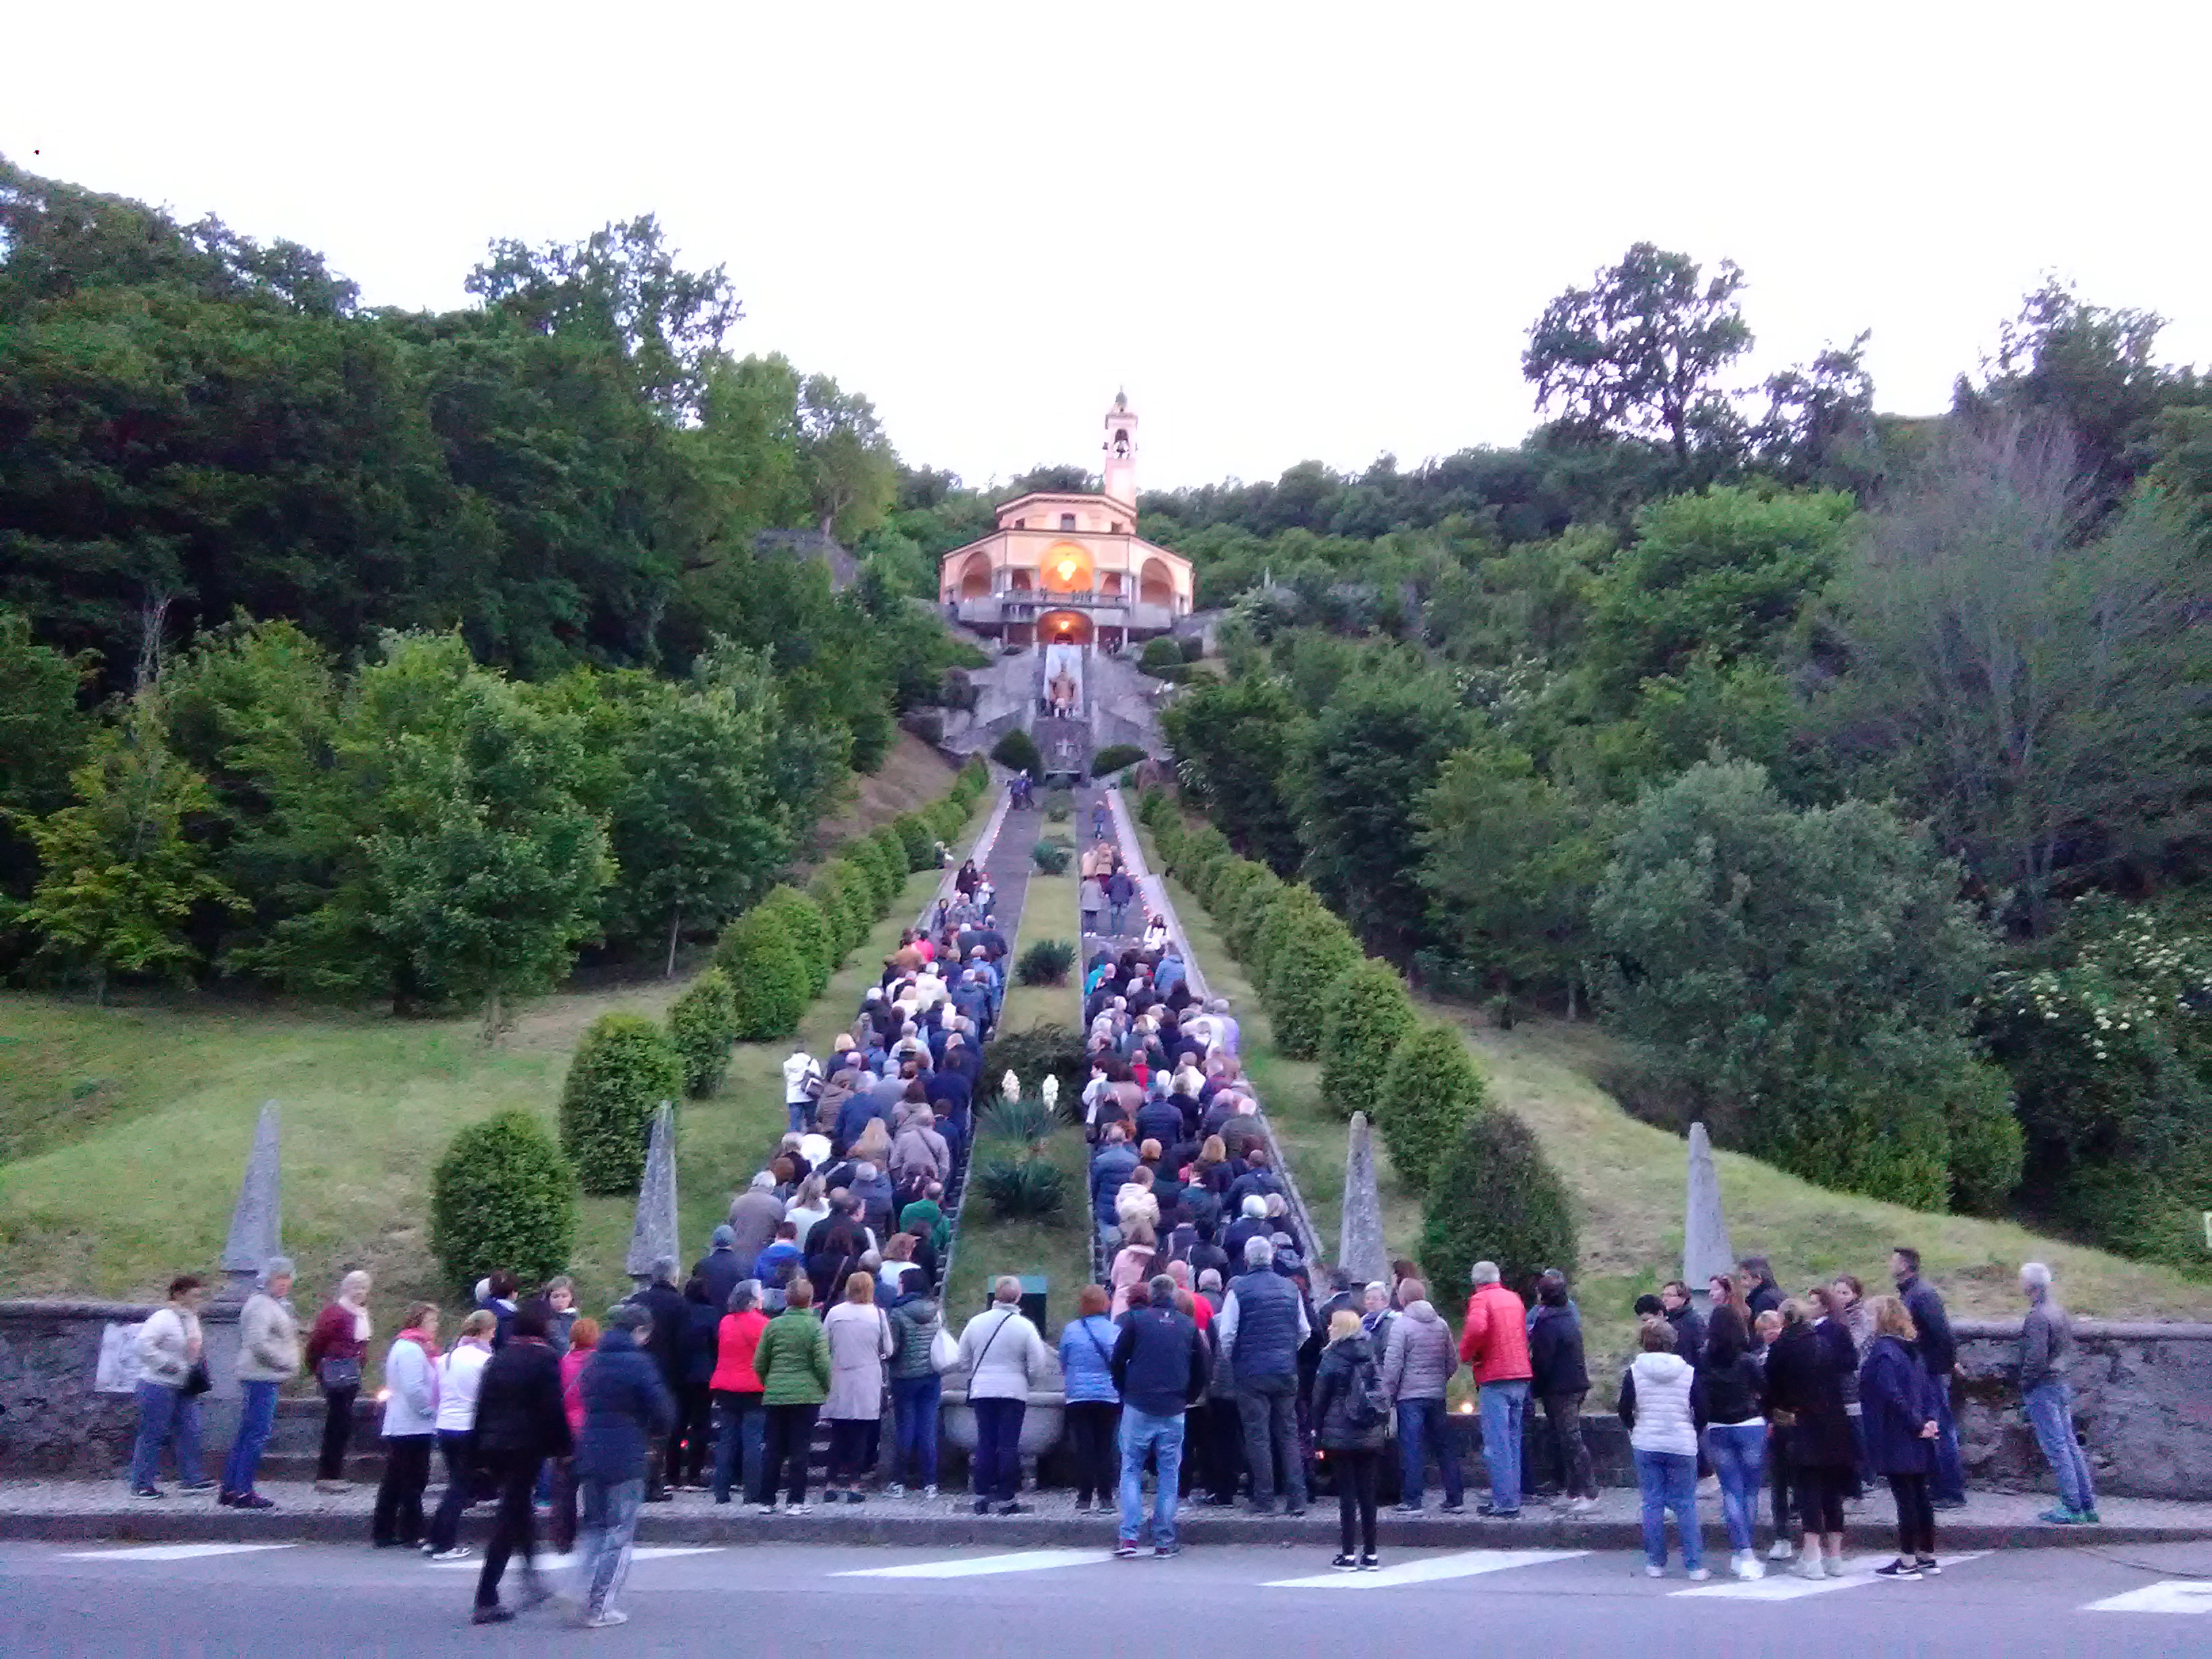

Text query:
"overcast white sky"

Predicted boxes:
[[10, 3, 2207, 491]]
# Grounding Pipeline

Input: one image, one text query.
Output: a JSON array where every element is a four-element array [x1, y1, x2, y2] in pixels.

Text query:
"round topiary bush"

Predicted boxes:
[[992, 728, 1043, 775], [1031, 838, 1071, 874], [1223, 871, 1286, 962], [845, 838, 897, 916], [810, 863, 863, 959], [431, 1109, 578, 1292], [1263, 924, 1363, 1061], [667, 966, 737, 1097], [1016, 937, 1075, 986], [832, 855, 881, 939], [716, 906, 813, 1042], [1378, 1023, 1488, 1197], [1319, 958, 1418, 1123], [1418, 1107, 1578, 1303], [1207, 858, 1267, 926], [893, 813, 934, 874], [1250, 884, 1335, 996], [867, 826, 910, 909], [756, 886, 832, 994], [1140, 636, 1183, 674], [1089, 743, 1146, 779], [559, 1012, 684, 1193]]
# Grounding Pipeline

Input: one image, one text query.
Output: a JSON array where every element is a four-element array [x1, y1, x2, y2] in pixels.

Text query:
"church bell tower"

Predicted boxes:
[[1102, 389, 1138, 510]]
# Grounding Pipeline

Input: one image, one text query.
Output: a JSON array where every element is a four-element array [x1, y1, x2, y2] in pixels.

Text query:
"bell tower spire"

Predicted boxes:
[[1102, 389, 1138, 510]]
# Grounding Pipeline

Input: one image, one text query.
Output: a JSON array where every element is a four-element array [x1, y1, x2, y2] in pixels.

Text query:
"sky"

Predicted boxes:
[[9, 2, 2207, 493]]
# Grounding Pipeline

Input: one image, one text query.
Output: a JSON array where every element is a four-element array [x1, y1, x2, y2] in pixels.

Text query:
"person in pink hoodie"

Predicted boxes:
[[550, 1317, 599, 1553]]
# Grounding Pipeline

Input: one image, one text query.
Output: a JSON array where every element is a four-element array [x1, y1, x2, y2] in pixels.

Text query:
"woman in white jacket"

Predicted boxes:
[[129, 1275, 214, 1498], [1618, 1320, 1707, 1580], [424, 1309, 495, 1561], [821, 1274, 894, 1504], [370, 1303, 441, 1549]]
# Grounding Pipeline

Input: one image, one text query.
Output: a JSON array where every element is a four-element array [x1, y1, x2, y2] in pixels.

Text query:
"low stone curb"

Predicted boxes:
[[2, 1506, 2200, 1552]]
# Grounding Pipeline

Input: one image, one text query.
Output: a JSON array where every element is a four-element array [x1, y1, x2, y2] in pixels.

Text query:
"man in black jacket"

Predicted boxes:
[[1528, 1270, 1596, 1512], [1109, 1277, 1209, 1558], [628, 1258, 688, 1501], [1891, 1246, 1965, 1505], [471, 1302, 574, 1624]]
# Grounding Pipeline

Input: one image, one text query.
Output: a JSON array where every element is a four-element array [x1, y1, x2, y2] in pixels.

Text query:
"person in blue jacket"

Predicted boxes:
[[1858, 1293, 1942, 1580], [1057, 1285, 1122, 1512]]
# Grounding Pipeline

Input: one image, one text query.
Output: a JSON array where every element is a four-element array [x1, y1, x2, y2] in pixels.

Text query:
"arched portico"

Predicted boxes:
[[1037, 608, 1094, 646], [1040, 541, 1094, 594]]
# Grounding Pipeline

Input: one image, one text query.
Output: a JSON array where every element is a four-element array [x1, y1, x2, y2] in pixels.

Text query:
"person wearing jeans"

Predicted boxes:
[[708, 1281, 769, 1506], [1219, 1240, 1311, 1514], [1619, 1321, 1705, 1578], [1109, 1278, 1208, 1555], [130, 1276, 212, 1497], [571, 1303, 672, 1629], [956, 1280, 1048, 1515], [222, 1257, 299, 1509], [2018, 1263, 2098, 1521], [1697, 1305, 1769, 1578], [1380, 1285, 1465, 1511], [1458, 1261, 1533, 1517]]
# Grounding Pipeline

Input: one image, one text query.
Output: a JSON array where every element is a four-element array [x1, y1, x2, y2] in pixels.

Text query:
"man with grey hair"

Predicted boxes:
[[2019, 1263, 2098, 1523], [1219, 1234, 1311, 1515], [1459, 1260, 1532, 1517], [956, 1276, 1047, 1514], [726, 1172, 784, 1277], [222, 1256, 298, 1509]]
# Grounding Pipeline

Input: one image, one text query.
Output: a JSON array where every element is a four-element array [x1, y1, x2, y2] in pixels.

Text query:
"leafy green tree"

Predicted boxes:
[[241, 633, 610, 1026], [1160, 674, 1305, 876], [717, 906, 811, 1041], [1523, 243, 1753, 466], [1585, 486, 1853, 709], [798, 373, 897, 541], [0, 608, 94, 896], [1590, 758, 1994, 1206], [6, 689, 242, 1002], [1289, 660, 1471, 958], [1317, 958, 1418, 1124], [1263, 922, 1362, 1063], [1416, 741, 1604, 1008]]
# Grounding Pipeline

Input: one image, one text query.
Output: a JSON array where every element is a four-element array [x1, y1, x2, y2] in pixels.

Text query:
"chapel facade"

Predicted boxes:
[[937, 392, 1195, 651]]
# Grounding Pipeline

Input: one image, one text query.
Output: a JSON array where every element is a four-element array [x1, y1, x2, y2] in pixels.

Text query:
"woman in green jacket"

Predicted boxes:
[[751, 1278, 832, 1512]]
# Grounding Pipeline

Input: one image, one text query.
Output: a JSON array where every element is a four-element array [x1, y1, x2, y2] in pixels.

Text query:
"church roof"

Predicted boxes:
[[990, 489, 1134, 518]]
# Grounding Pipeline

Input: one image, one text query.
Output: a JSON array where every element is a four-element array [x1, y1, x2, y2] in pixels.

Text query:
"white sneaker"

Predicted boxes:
[[581, 1609, 628, 1629], [1568, 1496, 1599, 1515], [785, 1502, 813, 1516], [1644, 1563, 1666, 1579], [1685, 1567, 1711, 1581], [753, 1503, 777, 1515], [1822, 1555, 1845, 1578], [922, 1484, 938, 1500], [1794, 1557, 1827, 1581], [1732, 1552, 1764, 1580], [426, 1547, 472, 1563], [1697, 1475, 1720, 1497], [1767, 1540, 1796, 1562], [884, 1483, 906, 1498]]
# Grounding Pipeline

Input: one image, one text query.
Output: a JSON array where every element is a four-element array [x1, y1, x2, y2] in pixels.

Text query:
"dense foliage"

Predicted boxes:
[[1418, 1108, 1580, 1298], [558, 1012, 684, 1193], [667, 966, 737, 1097], [430, 1109, 579, 1293]]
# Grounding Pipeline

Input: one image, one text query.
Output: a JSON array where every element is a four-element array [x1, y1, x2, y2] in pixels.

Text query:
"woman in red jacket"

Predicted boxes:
[[302, 1270, 372, 1493], [710, 1282, 771, 1504]]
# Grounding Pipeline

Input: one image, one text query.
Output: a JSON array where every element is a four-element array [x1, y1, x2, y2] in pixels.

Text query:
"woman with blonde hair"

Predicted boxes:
[[1860, 1294, 1942, 1578], [425, 1309, 497, 1561], [821, 1271, 892, 1504], [1311, 1307, 1388, 1571], [1763, 1297, 1857, 1578]]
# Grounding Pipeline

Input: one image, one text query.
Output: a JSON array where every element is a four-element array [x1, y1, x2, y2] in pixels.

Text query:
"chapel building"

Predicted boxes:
[[938, 392, 1195, 652]]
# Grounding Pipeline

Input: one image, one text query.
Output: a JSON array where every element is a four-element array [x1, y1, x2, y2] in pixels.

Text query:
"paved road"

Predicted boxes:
[[4, 1538, 2209, 1656]]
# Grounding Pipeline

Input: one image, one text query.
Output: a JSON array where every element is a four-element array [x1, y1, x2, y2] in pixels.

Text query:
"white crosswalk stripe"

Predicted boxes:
[[835, 1549, 1113, 1579], [425, 1547, 722, 1570], [1673, 1551, 1990, 1599], [1267, 1549, 1588, 1590], [2085, 1580, 2212, 1614], [60, 1544, 297, 1562]]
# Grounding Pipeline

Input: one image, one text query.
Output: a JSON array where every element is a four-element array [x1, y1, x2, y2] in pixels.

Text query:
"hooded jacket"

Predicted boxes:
[[1618, 1351, 1698, 1457], [574, 1328, 673, 1483], [1311, 1332, 1389, 1452], [1380, 1300, 1459, 1401]]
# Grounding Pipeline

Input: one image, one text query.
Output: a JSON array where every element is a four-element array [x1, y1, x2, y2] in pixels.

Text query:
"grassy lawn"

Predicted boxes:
[[944, 844, 1093, 1331], [1136, 823, 2212, 1383]]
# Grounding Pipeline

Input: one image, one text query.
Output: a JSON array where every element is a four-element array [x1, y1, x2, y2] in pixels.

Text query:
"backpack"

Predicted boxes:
[[1344, 1352, 1391, 1430]]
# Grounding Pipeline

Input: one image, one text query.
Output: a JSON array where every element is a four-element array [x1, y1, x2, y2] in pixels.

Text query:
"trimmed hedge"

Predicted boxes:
[[1089, 743, 1145, 777], [1016, 937, 1075, 986], [1031, 838, 1070, 874], [1223, 869, 1287, 962], [1318, 958, 1418, 1123], [1263, 923, 1362, 1061], [983, 1023, 1087, 1105], [1418, 1107, 1579, 1300], [991, 728, 1043, 775], [668, 966, 737, 1097], [559, 1012, 684, 1193], [811, 862, 867, 959], [893, 813, 934, 874], [431, 1109, 578, 1292], [1250, 884, 1335, 996], [717, 906, 812, 1041], [757, 885, 832, 994], [1378, 1023, 1488, 1197], [849, 836, 899, 915], [867, 826, 910, 909]]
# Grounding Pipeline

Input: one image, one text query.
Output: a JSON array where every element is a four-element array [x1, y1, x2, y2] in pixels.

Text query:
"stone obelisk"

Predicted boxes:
[[1683, 1121, 1734, 1311], [219, 1101, 284, 1306], [1338, 1111, 1389, 1289], [626, 1102, 680, 1289]]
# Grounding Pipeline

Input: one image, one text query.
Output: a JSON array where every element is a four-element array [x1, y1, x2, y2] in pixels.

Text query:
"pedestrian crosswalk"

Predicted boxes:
[[1672, 1552, 1990, 1600], [424, 1545, 722, 1570], [61, 1544, 297, 1562], [1267, 1549, 1586, 1590], [836, 1549, 1114, 1579], [2087, 1580, 2212, 1614]]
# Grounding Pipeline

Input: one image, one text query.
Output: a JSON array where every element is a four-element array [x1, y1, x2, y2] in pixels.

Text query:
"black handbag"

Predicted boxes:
[[180, 1358, 213, 1397]]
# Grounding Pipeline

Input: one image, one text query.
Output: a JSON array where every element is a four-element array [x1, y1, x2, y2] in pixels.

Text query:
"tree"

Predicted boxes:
[[1523, 243, 1753, 465], [430, 1109, 578, 1291], [1589, 759, 1994, 1208], [1160, 674, 1305, 876], [559, 1012, 684, 1193], [1289, 660, 1471, 958], [7, 689, 242, 1002], [1377, 1023, 1488, 1196], [1818, 417, 2209, 932], [1418, 1107, 1578, 1298], [0, 608, 94, 897], [1416, 741, 1604, 1008], [1753, 332, 1879, 489], [798, 373, 897, 541], [1317, 959, 1418, 1124]]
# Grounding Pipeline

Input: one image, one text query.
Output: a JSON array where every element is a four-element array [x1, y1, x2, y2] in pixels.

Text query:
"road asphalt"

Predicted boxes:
[[5, 1537, 2211, 1657]]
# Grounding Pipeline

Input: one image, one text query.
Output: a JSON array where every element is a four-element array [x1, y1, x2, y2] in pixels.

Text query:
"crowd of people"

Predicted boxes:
[[114, 797, 2112, 1623]]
